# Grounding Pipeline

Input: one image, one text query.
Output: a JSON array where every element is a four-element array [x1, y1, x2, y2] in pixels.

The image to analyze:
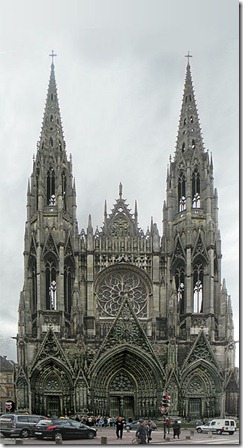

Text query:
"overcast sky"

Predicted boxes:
[[0, 0, 239, 366]]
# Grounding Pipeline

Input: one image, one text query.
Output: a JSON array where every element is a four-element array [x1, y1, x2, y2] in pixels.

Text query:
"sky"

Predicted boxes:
[[0, 0, 239, 366]]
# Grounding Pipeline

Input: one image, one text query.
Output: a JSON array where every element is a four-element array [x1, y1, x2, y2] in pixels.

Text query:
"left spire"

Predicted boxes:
[[38, 50, 65, 154]]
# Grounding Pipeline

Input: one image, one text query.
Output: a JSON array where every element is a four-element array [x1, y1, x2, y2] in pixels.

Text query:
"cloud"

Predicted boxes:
[[0, 0, 239, 366]]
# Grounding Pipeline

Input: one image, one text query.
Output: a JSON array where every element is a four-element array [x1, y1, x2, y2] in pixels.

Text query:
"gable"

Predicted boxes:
[[182, 330, 220, 371], [91, 296, 159, 365]]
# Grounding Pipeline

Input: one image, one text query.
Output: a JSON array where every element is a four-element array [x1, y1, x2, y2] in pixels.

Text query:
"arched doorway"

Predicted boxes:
[[31, 360, 73, 416], [180, 362, 223, 419], [89, 346, 164, 418], [109, 370, 136, 419]]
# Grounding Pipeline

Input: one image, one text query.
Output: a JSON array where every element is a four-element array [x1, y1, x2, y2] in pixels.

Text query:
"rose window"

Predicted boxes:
[[96, 269, 148, 317]]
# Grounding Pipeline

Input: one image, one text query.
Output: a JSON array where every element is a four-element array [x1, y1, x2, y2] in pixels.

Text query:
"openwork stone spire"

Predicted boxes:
[[38, 56, 65, 155], [175, 58, 204, 156]]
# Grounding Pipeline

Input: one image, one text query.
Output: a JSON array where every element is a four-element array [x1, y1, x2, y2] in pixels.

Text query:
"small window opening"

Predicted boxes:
[[47, 168, 55, 205], [45, 260, 57, 310], [179, 196, 186, 212], [49, 194, 56, 206], [193, 264, 203, 313], [178, 172, 186, 212], [175, 266, 185, 314], [192, 169, 200, 208], [193, 280, 203, 313], [192, 193, 200, 208], [49, 280, 57, 310]]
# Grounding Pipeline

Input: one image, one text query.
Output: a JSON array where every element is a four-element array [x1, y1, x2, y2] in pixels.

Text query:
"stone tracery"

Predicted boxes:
[[96, 269, 148, 317]]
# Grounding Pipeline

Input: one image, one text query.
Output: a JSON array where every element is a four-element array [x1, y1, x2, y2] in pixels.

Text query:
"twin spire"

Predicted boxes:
[[175, 52, 204, 155], [39, 50, 204, 183], [38, 50, 65, 154]]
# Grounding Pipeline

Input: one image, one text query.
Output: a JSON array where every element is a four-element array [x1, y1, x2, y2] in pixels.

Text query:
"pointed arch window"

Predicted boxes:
[[62, 170, 67, 210], [175, 266, 185, 314], [64, 260, 73, 314], [192, 169, 200, 208], [45, 258, 57, 310], [193, 263, 204, 313], [47, 168, 56, 205], [178, 172, 186, 212]]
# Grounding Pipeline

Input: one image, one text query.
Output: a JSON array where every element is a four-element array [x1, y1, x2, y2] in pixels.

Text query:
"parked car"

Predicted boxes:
[[125, 420, 141, 430], [196, 418, 236, 435], [34, 418, 97, 440], [125, 420, 157, 431], [0, 414, 46, 438]]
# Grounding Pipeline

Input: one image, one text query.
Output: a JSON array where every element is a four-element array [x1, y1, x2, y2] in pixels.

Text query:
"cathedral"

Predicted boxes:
[[15, 56, 239, 420]]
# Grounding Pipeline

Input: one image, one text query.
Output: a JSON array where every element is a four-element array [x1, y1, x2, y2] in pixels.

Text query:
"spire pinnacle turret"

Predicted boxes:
[[38, 54, 65, 155], [175, 56, 204, 156]]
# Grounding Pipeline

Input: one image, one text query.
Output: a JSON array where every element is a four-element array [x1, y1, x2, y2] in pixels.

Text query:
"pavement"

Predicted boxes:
[[0, 427, 239, 446]]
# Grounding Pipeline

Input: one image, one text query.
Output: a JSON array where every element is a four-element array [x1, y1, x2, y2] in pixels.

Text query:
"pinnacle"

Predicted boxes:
[[175, 59, 205, 156]]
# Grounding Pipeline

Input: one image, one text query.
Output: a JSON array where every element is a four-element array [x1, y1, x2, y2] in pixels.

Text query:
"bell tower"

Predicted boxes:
[[163, 55, 233, 343], [18, 57, 80, 353]]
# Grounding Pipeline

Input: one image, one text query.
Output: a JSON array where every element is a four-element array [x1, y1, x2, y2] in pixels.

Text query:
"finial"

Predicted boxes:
[[49, 49, 57, 65], [135, 200, 138, 219], [185, 51, 192, 65], [119, 182, 123, 199], [104, 200, 107, 219]]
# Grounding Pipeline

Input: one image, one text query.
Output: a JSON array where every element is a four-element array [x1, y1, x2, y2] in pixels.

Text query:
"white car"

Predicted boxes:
[[196, 418, 236, 435]]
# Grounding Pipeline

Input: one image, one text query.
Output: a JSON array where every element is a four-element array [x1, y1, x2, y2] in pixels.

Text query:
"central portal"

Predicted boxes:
[[46, 395, 60, 417], [110, 395, 134, 419]]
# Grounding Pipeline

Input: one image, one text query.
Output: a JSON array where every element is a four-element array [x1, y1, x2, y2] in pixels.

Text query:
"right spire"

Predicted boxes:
[[175, 53, 204, 156]]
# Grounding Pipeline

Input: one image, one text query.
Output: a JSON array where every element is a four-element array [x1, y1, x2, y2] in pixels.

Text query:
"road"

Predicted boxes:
[[0, 427, 239, 446]]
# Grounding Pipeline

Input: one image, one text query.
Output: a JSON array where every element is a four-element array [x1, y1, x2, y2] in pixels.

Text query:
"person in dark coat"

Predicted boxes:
[[136, 420, 148, 444], [115, 416, 125, 439], [172, 420, 181, 439]]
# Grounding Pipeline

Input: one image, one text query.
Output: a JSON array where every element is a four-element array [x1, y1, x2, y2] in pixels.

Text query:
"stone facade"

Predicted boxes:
[[0, 356, 15, 414], [15, 59, 239, 419]]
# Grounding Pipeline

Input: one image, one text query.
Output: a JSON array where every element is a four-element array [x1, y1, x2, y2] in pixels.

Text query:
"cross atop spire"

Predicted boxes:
[[119, 182, 123, 199], [185, 51, 192, 65], [49, 49, 57, 65]]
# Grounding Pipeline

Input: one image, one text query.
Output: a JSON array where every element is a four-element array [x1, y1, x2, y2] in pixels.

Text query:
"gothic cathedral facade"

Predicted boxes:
[[15, 58, 239, 419]]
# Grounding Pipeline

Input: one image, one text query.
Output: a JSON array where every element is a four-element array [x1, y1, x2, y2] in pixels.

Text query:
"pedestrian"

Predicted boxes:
[[165, 417, 171, 434], [147, 419, 156, 443], [172, 420, 181, 439], [98, 417, 104, 428], [115, 416, 125, 439], [136, 420, 147, 444]]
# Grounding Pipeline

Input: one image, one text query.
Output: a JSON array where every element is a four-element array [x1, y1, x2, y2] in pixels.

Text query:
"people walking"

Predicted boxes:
[[136, 420, 148, 444], [164, 417, 171, 434], [172, 420, 181, 439], [147, 419, 156, 443], [115, 416, 125, 439]]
